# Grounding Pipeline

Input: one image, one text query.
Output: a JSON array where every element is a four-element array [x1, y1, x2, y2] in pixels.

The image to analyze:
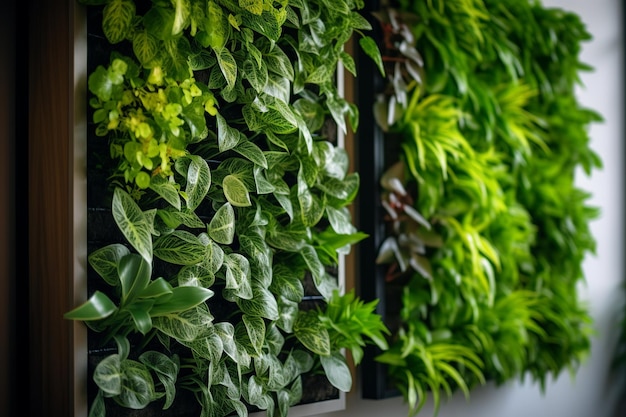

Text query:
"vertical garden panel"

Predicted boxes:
[[67, 1, 389, 416], [357, 1, 603, 415]]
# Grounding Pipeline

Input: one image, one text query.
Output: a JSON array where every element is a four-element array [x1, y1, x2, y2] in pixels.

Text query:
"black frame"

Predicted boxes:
[[355, 0, 402, 400]]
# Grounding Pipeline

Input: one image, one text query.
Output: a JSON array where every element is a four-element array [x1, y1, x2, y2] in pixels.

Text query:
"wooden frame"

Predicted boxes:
[[28, 1, 82, 416]]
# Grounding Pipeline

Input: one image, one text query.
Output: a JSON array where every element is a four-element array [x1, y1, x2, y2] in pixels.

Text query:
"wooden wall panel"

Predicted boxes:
[[2, 1, 17, 416], [28, 0, 76, 416]]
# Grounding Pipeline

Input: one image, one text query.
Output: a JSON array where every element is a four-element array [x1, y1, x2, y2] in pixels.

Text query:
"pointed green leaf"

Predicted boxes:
[[153, 305, 214, 342], [223, 174, 252, 207], [300, 244, 325, 288], [234, 141, 268, 169], [153, 230, 206, 265], [238, 285, 279, 321], [216, 47, 237, 88], [118, 254, 151, 304], [112, 187, 153, 263], [127, 299, 154, 334], [243, 58, 269, 92], [64, 291, 117, 321], [132, 30, 159, 67], [151, 286, 214, 316], [203, 239, 225, 273], [359, 35, 384, 76], [149, 175, 182, 210], [216, 114, 242, 152], [182, 155, 211, 211], [140, 277, 173, 299], [293, 310, 330, 356], [243, 314, 266, 355], [177, 264, 216, 288], [206, 0, 228, 49], [139, 351, 179, 409], [320, 352, 352, 392], [117, 359, 154, 409], [208, 202, 235, 244], [102, 0, 135, 44], [88, 244, 131, 286], [93, 354, 122, 396], [224, 253, 253, 299]]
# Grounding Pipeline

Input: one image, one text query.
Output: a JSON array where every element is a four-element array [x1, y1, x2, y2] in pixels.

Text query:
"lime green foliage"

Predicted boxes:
[[373, 0, 602, 414], [66, 0, 389, 416]]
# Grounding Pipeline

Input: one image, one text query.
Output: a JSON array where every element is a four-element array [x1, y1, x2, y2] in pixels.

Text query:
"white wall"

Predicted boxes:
[[315, 1, 625, 416]]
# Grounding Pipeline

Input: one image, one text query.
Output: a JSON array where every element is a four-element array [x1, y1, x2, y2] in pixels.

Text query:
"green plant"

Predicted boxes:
[[371, 0, 602, 415], [65, 0, 389, 416]]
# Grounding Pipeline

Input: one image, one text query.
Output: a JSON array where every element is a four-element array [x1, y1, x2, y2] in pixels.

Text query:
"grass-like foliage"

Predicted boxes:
[[373, 0, 603, 414]]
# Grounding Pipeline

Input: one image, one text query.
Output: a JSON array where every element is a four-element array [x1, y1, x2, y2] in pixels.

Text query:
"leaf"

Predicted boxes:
[[88, 390, 106, 417], [223, 174, 252, 207], [132, 30, 159, 66], [293, 310, 330, 356], [238, 285, 279, 320], [216, 114, 242, 152], [153, 230, 206, 265], [275, 297, 299, 333], [151, 286, 214, 316], [116, 359, 155, 409], [326, 206, 356, 235], [216, 47, 237, 89], [243, 314, 266, 355], [253, 166, 276, 194], [300, 244, 325, 288], [205, 0, 228, 49], [64, 291, 117, 321], [171, 0, 191, 36], [223, 253, 253, 299], [112, 187, 153, 264], [177, 264, 216, 288], [118, 254, 151, 304], [320, 352, 352, 392], [143, 5, 176, 41], [270, 264, 305, 303], [349, 11, 372, 30], [234, 141, 268, 168], [264, 73, 291, 104], [340, 51, 357, 76], [208, 202, 235, 244], [240, 0, 264, 15], [139, 278, 173, 299], [102, 0, 135, 44], [243, 58, 269, 92], [181, 155, 212, 211], [241, 10, 281, 41], [153, 305, 214, 342], [149, 175, 181, 210], [88, 244, 131, 286], [157, 207, 205, 230], [203, 239, 225, 273], [359, 35, 384, 76], [127, 299, 154, 335], [138, 351, 179, 409], [215, 322, 238, 362], [93, 354, 122, 396]]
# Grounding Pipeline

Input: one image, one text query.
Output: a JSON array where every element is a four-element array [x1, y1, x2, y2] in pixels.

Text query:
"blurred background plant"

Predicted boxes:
[[370, 0, 603, 414]]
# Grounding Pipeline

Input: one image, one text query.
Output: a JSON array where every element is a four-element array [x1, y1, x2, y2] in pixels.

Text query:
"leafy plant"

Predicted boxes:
[[65, 0, 389, 416], [371, 0, 602, 414]]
